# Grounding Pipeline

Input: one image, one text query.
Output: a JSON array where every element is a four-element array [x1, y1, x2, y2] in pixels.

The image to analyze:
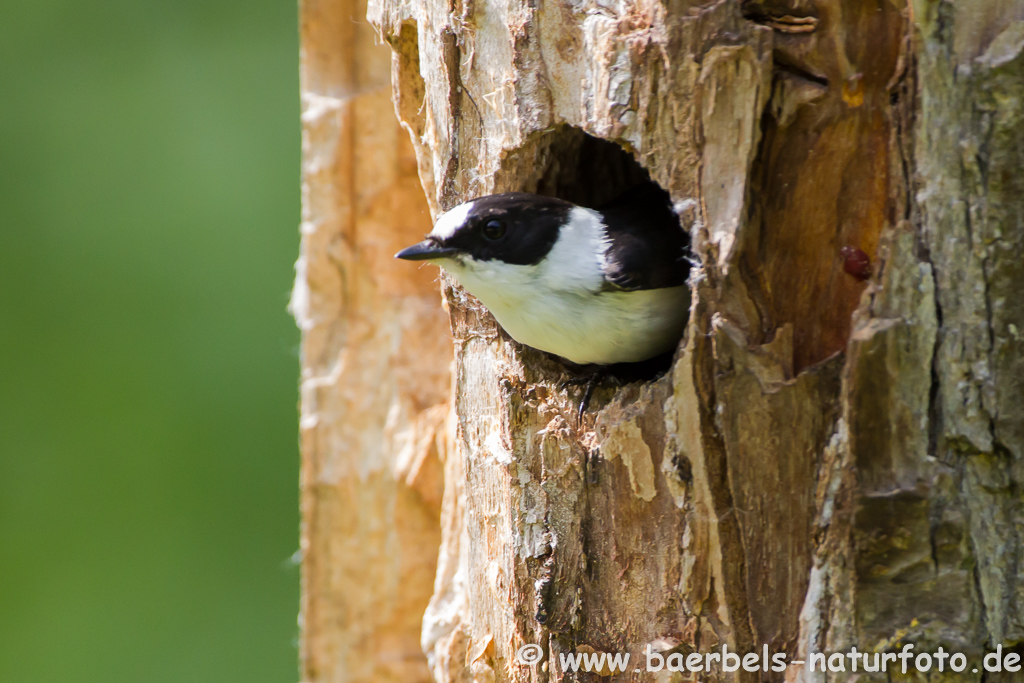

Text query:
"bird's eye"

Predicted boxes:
[[482, 220, 506, 241]]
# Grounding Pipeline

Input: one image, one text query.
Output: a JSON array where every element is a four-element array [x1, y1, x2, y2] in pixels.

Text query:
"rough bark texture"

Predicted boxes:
[[297, 0, 1024, 680]]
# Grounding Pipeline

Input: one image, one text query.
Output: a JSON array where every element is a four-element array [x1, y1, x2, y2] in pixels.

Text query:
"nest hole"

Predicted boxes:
[[496, 127, 687, 385]]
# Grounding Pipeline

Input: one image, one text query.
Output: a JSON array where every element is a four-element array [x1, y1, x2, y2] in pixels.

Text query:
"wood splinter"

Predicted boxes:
[[765, 15, 818, 33]]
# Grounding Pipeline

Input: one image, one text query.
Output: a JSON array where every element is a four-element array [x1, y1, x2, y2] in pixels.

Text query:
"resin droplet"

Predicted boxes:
[[841, 246, 871, 281]]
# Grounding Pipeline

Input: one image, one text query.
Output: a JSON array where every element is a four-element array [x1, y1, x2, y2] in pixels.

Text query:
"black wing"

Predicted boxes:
[[598, 184, 692, 291]]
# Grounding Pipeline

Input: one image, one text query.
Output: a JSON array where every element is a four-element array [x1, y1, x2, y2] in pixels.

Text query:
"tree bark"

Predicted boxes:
[[298, 0, 1024, 680]]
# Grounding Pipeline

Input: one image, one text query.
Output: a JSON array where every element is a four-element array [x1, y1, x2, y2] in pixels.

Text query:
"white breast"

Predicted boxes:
[[485, 285, 690, 364]]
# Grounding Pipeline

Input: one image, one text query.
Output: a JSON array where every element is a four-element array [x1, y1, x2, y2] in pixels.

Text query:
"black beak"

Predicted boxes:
[[394, 240, 459, 261]]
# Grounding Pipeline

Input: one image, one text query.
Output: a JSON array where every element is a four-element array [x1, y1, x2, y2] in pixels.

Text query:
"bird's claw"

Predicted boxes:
[[576, 379, 597, 429], [559, 367, 615, 429]]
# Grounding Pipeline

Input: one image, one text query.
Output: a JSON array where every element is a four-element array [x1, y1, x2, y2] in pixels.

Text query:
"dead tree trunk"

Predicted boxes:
[[297, 0, 1024, 680]]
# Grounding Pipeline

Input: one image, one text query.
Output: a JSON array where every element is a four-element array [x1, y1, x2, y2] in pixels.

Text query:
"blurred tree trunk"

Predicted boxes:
[[293, 1, 452, 681], [298, 0, 1024, 680]]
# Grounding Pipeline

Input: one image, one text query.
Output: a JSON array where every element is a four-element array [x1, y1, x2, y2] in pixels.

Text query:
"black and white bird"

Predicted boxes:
[[395, 185, 692, 366]]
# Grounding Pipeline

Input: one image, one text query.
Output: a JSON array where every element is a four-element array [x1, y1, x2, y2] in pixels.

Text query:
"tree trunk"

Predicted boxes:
[[294, 1, 452, 680], [298, 0, 1024, 680]]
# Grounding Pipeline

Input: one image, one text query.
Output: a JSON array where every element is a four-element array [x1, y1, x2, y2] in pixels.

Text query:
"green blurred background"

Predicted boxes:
[[0, 1, 300, 681]]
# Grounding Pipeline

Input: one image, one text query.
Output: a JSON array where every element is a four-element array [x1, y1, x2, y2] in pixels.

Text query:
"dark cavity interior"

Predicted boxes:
[[533, 129, 654, 210]]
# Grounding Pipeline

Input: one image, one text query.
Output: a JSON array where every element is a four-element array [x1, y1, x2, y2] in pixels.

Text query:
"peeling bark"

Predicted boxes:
[[297, 0, 1024, 680]]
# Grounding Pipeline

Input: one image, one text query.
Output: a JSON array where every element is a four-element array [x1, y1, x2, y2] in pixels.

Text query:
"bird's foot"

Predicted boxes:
[[577, 378, 599, 428], [558, 367, 609, 428]]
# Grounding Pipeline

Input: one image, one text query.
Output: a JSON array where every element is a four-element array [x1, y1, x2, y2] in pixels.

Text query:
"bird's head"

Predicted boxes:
[[395, 193, 578, 272]]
